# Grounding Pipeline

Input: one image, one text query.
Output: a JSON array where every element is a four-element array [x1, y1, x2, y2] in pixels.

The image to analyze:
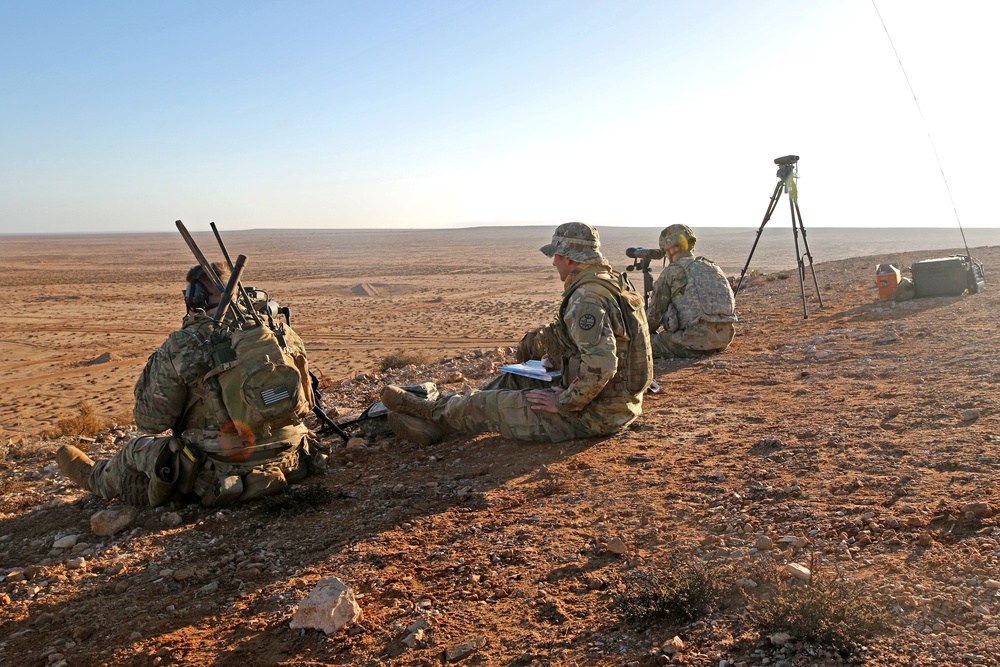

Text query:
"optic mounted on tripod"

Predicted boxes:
[[734, 154, 824, 318], [773, 154, 799, 180], [626, 247, 665, 261]]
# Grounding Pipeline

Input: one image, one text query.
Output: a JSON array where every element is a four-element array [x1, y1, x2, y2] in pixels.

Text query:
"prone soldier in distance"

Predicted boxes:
[[57, 229, 329, 507], [646, 224, 737, 358]]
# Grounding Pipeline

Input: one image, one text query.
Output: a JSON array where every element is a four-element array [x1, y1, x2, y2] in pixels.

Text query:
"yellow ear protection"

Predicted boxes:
[[676, 235, 689, 252], [184, 280, 210, 310]]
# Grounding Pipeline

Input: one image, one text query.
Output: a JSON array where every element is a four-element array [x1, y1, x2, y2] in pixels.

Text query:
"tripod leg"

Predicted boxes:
[[736, 180, 784, 295], [793, 200, 824, 309], [789, 197, 810, 318]]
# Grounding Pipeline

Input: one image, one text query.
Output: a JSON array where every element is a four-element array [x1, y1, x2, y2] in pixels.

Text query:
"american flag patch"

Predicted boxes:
[[260, 385, 291, 405]]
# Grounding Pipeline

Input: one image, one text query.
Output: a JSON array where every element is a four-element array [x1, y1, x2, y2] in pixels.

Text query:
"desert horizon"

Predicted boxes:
[[3, 225, 998, 276]]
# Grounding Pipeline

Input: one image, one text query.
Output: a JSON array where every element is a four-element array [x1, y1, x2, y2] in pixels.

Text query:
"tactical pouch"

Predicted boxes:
[[174, 445, 205, 495], [147, 446, 180, 507], [201, 473, 244, 507]]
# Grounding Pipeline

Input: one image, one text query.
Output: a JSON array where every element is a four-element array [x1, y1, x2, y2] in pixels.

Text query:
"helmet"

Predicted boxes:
[[658, 224, 697, 253]]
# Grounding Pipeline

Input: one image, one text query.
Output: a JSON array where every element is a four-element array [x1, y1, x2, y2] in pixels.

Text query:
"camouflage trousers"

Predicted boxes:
[[432, 373, 592, 443], [651, 321, 735, 359], [88, 435, 312, 507]]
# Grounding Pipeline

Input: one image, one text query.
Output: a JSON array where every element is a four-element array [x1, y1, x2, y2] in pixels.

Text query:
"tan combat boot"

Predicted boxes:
[[387, 413, 443, 446], [380, 385, 439, 420], [56, 445, 95, 492]]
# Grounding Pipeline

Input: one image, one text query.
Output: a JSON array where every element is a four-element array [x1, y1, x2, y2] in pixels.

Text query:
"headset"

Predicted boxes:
[[183, 280, 211, 311]]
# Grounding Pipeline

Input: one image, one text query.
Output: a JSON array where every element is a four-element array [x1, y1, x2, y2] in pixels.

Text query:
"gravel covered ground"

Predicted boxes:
[[2, 243, 1000, 666]]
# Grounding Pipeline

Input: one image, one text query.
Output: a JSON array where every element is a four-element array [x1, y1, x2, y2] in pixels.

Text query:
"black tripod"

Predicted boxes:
[[735, 155, 823, 318]]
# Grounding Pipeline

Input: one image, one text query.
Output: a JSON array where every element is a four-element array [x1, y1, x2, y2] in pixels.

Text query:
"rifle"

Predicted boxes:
[[624, 247, 665, 308]]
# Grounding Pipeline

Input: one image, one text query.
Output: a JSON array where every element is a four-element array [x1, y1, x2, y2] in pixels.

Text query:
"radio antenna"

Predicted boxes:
[[871, 0, 971, 259]]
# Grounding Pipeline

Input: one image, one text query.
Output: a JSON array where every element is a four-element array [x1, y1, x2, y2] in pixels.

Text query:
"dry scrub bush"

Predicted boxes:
[[747, 568, 891, 653], [378, 349, 434, 372], [619, 556, 890, 654], [55, 401, 108, 438], [620, 561, 740, 623]]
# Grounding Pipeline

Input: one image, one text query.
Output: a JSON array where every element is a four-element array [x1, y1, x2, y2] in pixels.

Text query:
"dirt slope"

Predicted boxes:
[[2, 245, 999, 667]]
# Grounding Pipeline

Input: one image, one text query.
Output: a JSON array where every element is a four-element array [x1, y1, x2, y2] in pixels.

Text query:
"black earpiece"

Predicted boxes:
[[184, 280, 210, 311]]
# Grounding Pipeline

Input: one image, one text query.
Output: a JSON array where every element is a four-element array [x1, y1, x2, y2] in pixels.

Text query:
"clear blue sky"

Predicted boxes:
[[2, 0, 996, 233]]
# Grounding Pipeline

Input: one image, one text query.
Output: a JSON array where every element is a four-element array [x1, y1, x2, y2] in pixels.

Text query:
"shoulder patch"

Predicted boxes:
[[579, 313, 597, 330]]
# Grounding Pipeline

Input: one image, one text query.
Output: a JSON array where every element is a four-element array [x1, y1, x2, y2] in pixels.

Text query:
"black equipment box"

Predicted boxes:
[[911, 256, 979, 298]]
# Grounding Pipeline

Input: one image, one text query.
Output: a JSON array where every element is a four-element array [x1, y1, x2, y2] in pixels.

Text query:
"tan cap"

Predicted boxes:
[[540, 222, 607, 265], [658, 224, 697, 253]]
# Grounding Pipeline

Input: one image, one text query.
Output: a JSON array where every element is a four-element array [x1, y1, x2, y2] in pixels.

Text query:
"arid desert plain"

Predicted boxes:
[[2, 225, 1000, 666]]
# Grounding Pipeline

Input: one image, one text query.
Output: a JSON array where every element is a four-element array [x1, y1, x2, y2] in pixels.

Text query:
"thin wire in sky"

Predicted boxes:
[[870, 0, 969, 255]]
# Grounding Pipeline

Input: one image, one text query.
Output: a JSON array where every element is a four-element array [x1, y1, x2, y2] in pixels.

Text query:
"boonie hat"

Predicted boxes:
[[540, 222, 607, 265], [659, 224, 697, 253]]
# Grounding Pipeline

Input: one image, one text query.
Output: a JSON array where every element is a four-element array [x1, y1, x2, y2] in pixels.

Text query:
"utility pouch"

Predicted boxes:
[[175, 445, 205, 495], [147, 447, 180, 506], [201, 473, 244, 507]]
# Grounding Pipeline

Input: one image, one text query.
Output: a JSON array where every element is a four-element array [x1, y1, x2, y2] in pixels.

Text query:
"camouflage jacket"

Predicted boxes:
[[647, 251, 736, 332], [542, 264, 644, 433], [133, 313, 311, 448]]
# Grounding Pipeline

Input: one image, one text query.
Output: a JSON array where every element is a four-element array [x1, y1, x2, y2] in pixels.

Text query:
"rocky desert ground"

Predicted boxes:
[[2, 226, 1000, 666]]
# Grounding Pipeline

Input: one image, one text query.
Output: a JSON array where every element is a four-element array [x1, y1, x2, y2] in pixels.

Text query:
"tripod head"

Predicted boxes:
[[774, 154, 799, 181], [624, 247, 664, 307]]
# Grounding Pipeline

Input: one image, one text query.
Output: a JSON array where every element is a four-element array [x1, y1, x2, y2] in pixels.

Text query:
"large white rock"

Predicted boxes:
[[290, 577, 363, 635]]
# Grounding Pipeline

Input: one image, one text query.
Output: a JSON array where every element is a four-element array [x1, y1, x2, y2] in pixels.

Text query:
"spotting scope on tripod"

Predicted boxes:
[[734, 155, 824, 318]]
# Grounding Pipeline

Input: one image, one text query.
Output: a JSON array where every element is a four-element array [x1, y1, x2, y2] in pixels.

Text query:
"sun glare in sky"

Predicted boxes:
[[1, 0, 996, 233]]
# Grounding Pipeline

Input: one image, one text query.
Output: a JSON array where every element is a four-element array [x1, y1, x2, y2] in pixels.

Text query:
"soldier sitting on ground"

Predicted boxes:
[[57, 262, 327, 507], [647, 224, 737, 359], [379, 222, 652, 445]]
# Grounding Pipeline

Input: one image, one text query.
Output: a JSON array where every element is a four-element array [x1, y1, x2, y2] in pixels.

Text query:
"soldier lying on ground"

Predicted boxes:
[[646, 224, 737, 358], [380, 222, 652, 445], [57, 262, 327, 507]]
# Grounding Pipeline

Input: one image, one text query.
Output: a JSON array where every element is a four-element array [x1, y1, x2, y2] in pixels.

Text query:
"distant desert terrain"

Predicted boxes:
[[2, 226, 1000, 666], [3, 225, 997, 438]]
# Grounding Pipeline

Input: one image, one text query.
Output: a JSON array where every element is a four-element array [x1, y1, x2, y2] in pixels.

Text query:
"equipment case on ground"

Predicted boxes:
[[911, 256, 970, 298]]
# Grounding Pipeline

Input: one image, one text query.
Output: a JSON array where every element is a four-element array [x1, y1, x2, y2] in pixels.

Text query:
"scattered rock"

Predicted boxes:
[[606, 536, 627, 555], [770, 632, 792, 645], [161, 512, 183, 527], [52, 535, 78, 549], [754, 535, 774, 550], [783, 563, 810, 581], [444, 637, 487, 663], [290, 576, 363, 635], [961, 502, 992, 518], [91, 508, 138, 536]]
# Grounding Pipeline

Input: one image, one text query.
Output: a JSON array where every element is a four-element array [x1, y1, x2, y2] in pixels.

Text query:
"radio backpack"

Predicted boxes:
[[205, 323, 314, 462]]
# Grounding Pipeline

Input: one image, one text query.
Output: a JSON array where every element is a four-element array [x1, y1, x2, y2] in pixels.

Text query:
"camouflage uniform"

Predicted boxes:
[[419, 223, 645, 442], [86, 313, 322, 506], [647, 225, 736, 358]]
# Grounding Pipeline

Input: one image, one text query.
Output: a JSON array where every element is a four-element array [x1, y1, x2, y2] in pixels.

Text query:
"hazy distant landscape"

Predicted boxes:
[[3, 225, 997, 278]]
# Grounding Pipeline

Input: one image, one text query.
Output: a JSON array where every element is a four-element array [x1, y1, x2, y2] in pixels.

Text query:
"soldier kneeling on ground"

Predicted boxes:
[[57, 262, 328, 507], [646, 224, 737, 359]]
